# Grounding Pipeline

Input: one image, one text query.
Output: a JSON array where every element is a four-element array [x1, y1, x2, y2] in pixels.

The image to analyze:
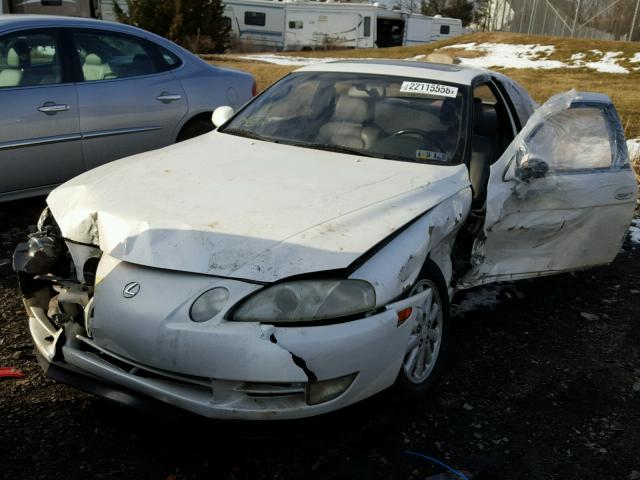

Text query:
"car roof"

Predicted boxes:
[[295, 60, 487, 86]]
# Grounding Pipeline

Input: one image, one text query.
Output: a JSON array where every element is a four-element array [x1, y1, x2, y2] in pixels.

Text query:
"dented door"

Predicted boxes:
[[460, 91, 637, 288]]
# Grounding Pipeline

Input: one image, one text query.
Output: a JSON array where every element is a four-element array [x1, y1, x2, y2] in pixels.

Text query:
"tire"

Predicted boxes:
[[395, 259, 450, 396], [176, 117, 214, 142]]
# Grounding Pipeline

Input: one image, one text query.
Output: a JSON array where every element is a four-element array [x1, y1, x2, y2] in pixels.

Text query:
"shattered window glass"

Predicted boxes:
[[524, 107, 614, 171]]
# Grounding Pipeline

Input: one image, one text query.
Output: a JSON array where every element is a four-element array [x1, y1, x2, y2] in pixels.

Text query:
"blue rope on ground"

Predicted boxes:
[[405, 450, 470, 480]]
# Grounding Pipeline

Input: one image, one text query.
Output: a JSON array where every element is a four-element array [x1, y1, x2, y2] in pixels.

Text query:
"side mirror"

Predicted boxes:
[[517, 154, 549, 182], [212, 106, 234, 128]]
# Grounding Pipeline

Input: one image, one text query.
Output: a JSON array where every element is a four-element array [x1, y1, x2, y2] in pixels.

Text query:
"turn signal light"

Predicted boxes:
[[397, 307, 413, 326]]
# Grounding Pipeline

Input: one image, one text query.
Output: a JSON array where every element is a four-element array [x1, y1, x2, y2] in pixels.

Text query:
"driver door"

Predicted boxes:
[[459, 91, 637, 288]]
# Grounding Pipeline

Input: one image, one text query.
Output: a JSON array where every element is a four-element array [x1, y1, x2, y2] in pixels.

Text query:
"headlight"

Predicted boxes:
[[231, 279, 375, 323], [190, 287, 229, 322]]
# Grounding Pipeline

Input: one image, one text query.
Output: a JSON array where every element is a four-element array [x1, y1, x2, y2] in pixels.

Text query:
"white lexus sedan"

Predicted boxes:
[[14, 60, 637, 420]]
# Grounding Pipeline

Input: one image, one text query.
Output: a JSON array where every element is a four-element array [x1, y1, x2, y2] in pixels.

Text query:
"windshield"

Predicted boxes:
[[221, 72, 468, 165]]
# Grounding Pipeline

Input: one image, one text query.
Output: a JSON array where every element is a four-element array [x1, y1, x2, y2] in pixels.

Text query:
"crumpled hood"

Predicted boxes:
[[48, 132, 468, 282]]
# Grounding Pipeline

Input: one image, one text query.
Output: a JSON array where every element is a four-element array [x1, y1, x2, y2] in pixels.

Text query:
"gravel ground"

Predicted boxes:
[[1, 197, 639, 480]]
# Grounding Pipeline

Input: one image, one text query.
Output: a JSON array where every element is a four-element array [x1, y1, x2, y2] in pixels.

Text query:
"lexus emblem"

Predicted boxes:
[[122, 282, 140, 298]]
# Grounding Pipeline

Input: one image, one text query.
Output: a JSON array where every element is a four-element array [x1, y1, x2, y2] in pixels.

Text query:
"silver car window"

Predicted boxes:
[[0, 31, 61, 88]]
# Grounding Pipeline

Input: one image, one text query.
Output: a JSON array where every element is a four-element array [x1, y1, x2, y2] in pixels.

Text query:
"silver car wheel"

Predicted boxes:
[[402, 279, 443, 384]]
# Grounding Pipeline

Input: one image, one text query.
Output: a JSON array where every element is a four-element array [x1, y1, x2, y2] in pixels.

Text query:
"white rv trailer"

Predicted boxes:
[[223, 0, 462, 51], [404, 13, 463, 45], [100, 0, 127, 22], [2, 0, 101, 17]]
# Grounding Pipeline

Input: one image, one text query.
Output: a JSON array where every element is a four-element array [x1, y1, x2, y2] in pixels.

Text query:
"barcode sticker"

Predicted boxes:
[[400, 81, 459, 98]]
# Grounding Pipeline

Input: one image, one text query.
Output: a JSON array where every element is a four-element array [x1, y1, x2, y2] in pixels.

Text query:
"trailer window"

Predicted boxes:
[[245, 12, 266, 26], [288, 21, 303, 29], [363, 17, 371, 37], [440, 25, 450, 35]]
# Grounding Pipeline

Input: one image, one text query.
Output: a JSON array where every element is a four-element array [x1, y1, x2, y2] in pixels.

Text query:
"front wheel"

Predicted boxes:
[[395, 260, 450, 395]]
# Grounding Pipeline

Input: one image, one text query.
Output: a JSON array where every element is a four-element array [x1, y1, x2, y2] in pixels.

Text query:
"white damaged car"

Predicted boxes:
[[15, 61, 637, 420]]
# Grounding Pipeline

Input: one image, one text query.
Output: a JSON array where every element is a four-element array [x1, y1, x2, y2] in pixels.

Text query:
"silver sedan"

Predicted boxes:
[[0, 14, 255, 202]]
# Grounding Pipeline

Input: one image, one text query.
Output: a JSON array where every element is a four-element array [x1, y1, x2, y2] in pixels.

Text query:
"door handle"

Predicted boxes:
[[156, 93, 182, 103], [38, 103, 70, 115]]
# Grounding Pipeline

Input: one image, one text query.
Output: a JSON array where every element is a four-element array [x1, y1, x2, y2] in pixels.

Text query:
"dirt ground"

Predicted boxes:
[[1, 197, 639, 480]]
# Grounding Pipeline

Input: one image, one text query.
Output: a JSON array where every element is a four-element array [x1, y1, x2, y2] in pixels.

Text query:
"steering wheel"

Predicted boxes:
[[391, 128, 448, 153]]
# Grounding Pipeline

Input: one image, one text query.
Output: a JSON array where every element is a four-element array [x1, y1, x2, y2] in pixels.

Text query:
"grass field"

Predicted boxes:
[[204, 32, 640, 142]]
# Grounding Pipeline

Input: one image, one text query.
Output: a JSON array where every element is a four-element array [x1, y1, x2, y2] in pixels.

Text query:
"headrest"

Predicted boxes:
[[347, 85, 383, 98], [473, 98, 499, 136], [84, 53, 103, 66], [7, 40, 30, 68], [333, 95, 369, 123]]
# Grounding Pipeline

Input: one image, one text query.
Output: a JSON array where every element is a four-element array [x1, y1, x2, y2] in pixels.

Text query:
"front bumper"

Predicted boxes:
[[27, 296, 418, 420], [21, 251, 426, 420]]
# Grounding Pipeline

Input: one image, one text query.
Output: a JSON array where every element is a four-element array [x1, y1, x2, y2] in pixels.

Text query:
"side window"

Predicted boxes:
[[158, 46, 182, 70], [0, 31, 61, 88], [440, 25, 450, 35], [363, 17, 371, 37], [245, 12, 266, 26], [71, 30, 159, 81], [472, 82, 515, 161], [495, 77, 536, 129], [522, 107, 616, 172]]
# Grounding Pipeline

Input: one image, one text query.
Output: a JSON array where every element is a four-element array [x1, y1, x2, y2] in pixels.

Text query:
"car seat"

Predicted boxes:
[[468, 98, 494, 211], [0, 41, 30, 88], [317, 95, 381, 149], [82, 53, 115, 81]]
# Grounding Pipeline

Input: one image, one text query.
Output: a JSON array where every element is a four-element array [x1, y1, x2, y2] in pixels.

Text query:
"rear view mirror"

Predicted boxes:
[[517, 154, 549, 182], [212, 106, 234, 128]]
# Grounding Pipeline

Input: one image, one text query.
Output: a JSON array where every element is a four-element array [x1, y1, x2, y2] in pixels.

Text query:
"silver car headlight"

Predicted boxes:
[[231, 279, 376, 323]]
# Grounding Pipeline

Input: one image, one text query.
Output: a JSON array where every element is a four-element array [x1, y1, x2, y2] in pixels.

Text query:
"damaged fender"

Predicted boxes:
[[351, 188, 471, 304]]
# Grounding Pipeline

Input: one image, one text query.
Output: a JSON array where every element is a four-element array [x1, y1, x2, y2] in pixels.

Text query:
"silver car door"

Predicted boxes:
[[69, 28, 188, 171], [459, 90, 637, 288], [0, 28, 83, 199]]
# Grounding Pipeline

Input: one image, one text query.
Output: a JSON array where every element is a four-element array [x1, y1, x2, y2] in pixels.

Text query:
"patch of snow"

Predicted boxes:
[[627, 138, 640, 163], [439, 43, 635, 73], [235, 54, 347, 66], [629, 219, 640, 246], [445, 42, 478, 49], [441, 42, 566, 70], [583, 51, 628, 74], [238, 44, 640, 74]]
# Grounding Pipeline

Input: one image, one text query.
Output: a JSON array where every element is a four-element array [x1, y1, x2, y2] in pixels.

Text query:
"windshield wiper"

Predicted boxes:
[[221, 127, 274, 142]]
